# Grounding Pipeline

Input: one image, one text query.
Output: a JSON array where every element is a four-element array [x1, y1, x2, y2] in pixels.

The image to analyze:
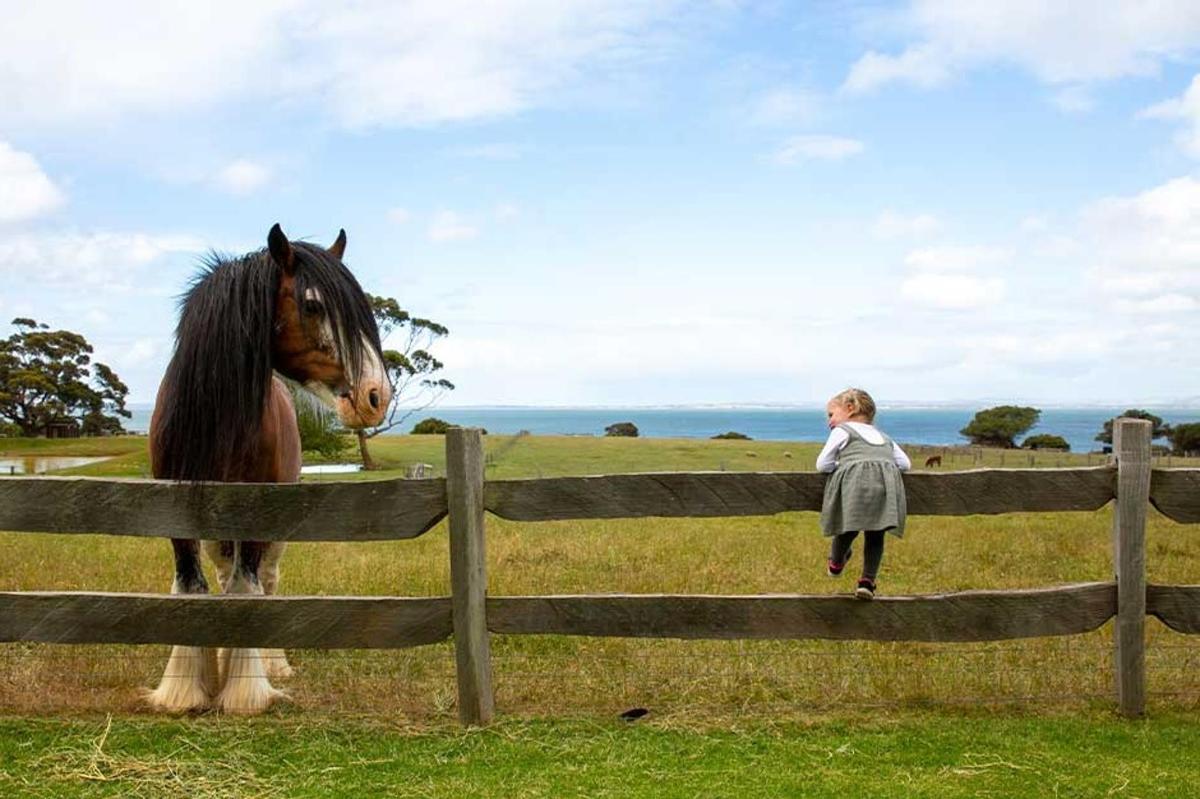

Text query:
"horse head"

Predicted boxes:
[[267, 223, 391, 429]]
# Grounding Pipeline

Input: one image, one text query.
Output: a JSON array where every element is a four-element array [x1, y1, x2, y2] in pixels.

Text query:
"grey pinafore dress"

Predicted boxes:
[[820, 424, 907, 538]]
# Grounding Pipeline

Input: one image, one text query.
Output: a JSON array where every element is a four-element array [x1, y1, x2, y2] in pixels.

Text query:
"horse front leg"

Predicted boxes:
[[257, 542, 293, 679], [144, 539, 219, 713], [214, 541, 288, 714]]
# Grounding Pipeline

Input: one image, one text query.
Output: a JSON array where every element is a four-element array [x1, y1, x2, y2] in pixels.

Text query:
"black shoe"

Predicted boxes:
[[827, 547, 852, 577], [855, 578, 876, 600]]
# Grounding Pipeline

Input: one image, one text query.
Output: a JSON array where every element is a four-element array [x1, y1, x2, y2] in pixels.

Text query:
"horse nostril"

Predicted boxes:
[[369, 388, 380, 410]]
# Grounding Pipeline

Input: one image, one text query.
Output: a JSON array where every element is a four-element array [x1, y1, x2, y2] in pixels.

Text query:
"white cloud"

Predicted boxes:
[[899, 272, 1004, 309], [0, 141, 65, 222], [1050, 85, 1095, 114], [495, 203, 520, 221], [213, 159, 271, 195], [428, 211, 478, 243], [873, 209, 941, 239], [904, 245, 1009, 271], [1139, 73, 1200, 158], [844, 2, 1200, 94], [387, 207, 412, 224], [747, 87, 819, 127], [0, 1, 690, 131], [0, 231, 204, 287], [1113, 293, 1199, 314], [122, 338, 161, 367], [1074, 176, 1200, 314], [771, 135, 864, 165]]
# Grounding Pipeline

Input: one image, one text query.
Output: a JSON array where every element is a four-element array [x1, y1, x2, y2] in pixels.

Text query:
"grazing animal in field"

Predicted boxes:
[[924, 455, 942, 468], [145, 224, 390, 714]]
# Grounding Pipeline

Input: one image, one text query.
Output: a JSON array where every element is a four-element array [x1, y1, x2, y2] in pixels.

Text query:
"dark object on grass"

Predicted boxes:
[[924, 455, 942, 468], [711, 431, 751, 440], [619, 707, 649, 721], [605, 422, 639, 437]]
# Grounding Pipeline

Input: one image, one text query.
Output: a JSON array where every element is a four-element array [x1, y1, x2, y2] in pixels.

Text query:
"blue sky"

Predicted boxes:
[[5, 1, 1200, 407]]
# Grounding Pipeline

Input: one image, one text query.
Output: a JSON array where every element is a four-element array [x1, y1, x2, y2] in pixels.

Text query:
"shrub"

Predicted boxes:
[[0, 421, 23, 438], [411, 417, 452, 435], [604, 422, 639, 437], [711, 431, 751, 440], [960, 405, 1040, 448], [1168, 422, 1200, 456], [1022, 434, 1070, 451]]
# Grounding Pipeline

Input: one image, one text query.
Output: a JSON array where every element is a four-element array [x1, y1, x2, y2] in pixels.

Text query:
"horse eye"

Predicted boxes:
[[303, 299, 325, 317]]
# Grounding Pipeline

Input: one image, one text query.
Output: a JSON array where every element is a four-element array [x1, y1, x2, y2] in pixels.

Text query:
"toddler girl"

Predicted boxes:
[[817, 388, 910, 599]]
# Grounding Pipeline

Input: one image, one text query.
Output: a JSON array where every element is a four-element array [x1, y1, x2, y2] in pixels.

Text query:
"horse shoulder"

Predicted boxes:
[[268, 377, 302, 482]]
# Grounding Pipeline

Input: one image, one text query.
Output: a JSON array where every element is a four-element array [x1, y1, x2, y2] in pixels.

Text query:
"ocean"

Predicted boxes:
[[121, 405, 1196, 453]]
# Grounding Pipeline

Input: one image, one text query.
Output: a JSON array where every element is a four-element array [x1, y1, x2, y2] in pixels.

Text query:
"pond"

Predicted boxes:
[[299, 463, 363, 475], [0, 456, 113, 475]]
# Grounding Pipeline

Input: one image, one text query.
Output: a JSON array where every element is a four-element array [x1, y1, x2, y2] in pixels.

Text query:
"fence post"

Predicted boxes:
[[1112, 417, 1151, 717], [445, 427, 495, 725]]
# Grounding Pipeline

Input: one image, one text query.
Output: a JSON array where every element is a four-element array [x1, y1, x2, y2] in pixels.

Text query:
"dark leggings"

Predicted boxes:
[[829, 530, 886, 581]]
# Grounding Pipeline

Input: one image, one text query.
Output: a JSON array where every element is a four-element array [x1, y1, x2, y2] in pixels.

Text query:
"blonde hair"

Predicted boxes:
[[829, 388, 876, 423]]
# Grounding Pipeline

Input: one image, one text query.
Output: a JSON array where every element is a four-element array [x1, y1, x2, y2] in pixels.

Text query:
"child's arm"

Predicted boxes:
[[815, 428, 850, 473], [892, 442, 912, 471]]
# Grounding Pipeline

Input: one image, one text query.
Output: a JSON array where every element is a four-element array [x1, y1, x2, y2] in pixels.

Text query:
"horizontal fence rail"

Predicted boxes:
[[1147, 585, 1200, 634], [485, 583, 1118, 643], [484, 467, 1116, 521], [0, 475, 447, 541], [0, 592, 453, 649], [1149, 469, 1200, 523]]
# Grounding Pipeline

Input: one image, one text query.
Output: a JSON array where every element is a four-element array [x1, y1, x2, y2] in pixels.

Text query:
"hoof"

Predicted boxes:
[[143, 646, 217, 714], [141, 682, 211, 714], [262, 649, 295, 680], [215, 648, 290, 715]]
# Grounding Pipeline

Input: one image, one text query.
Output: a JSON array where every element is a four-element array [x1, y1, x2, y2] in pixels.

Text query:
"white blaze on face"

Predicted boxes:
[[298, 288, 389, 427]]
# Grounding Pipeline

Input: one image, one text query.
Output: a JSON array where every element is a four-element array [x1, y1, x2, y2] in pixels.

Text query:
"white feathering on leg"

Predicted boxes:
[[144, 578, 218, 713], [259, 543, 293, 679], [214, 570, 287, 714]]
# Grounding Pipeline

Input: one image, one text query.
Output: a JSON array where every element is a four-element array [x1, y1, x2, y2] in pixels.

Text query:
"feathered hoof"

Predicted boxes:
[[262, 649, 295, 680], [215, 647, 290, 715], [142, 646, 217, 714]]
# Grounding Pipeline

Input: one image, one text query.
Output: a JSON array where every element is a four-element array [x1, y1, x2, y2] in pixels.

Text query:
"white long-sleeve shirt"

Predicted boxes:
[[815, 422, 912, 473]]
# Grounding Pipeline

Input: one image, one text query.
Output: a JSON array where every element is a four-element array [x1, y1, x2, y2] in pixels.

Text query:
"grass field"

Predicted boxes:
[[2, 433, 1199, 796]]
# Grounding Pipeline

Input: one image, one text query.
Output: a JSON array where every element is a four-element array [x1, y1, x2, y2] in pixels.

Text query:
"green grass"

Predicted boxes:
[[1, 713, 1197, 798], [2, 433, 1199, 795]]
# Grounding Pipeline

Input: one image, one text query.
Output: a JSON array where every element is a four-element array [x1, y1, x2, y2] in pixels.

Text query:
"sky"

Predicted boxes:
[[4, 1, 1200, 408]]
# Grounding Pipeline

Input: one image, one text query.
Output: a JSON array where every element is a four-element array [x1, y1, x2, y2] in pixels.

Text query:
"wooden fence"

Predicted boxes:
[[1, 418, 1198, 723]]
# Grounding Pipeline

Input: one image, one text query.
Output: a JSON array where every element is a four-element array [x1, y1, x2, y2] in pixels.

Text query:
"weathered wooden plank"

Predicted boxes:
[[446, 428, 494, 725], [484, 468, 1115, 521], [1149, 469, 1200, 523], [0, 592, 452, 648], [904, 467, 1113, 515], [0, 475, 447, 541], [1147, 585, 1200, 635], [485, 583, 1116, 642], [1112, 418, 1151, 717]]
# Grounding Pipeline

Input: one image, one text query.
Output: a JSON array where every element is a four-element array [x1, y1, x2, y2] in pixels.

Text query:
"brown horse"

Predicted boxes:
[[924, 455, 942, 468], [145, 224, 390, 714]]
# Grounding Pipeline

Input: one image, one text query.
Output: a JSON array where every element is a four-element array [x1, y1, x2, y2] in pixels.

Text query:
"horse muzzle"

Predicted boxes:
[[335, 379, 391, 429]]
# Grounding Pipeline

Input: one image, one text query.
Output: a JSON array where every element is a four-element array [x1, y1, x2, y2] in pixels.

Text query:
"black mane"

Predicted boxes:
[[154, 242, 381, 481]]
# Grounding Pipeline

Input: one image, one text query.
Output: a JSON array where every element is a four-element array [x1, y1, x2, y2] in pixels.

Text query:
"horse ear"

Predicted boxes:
[[329, 228, 347, 260], [268, 223, 295, 274]]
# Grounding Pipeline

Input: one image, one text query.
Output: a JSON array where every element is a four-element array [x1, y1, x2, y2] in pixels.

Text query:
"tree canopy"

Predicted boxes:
[[354, 295, 454, 468], [1094, 410, 1171, 445], [959, 405, 1040, 449], [1168, 423, 1200, 456], [0, 318, 130, 437]]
